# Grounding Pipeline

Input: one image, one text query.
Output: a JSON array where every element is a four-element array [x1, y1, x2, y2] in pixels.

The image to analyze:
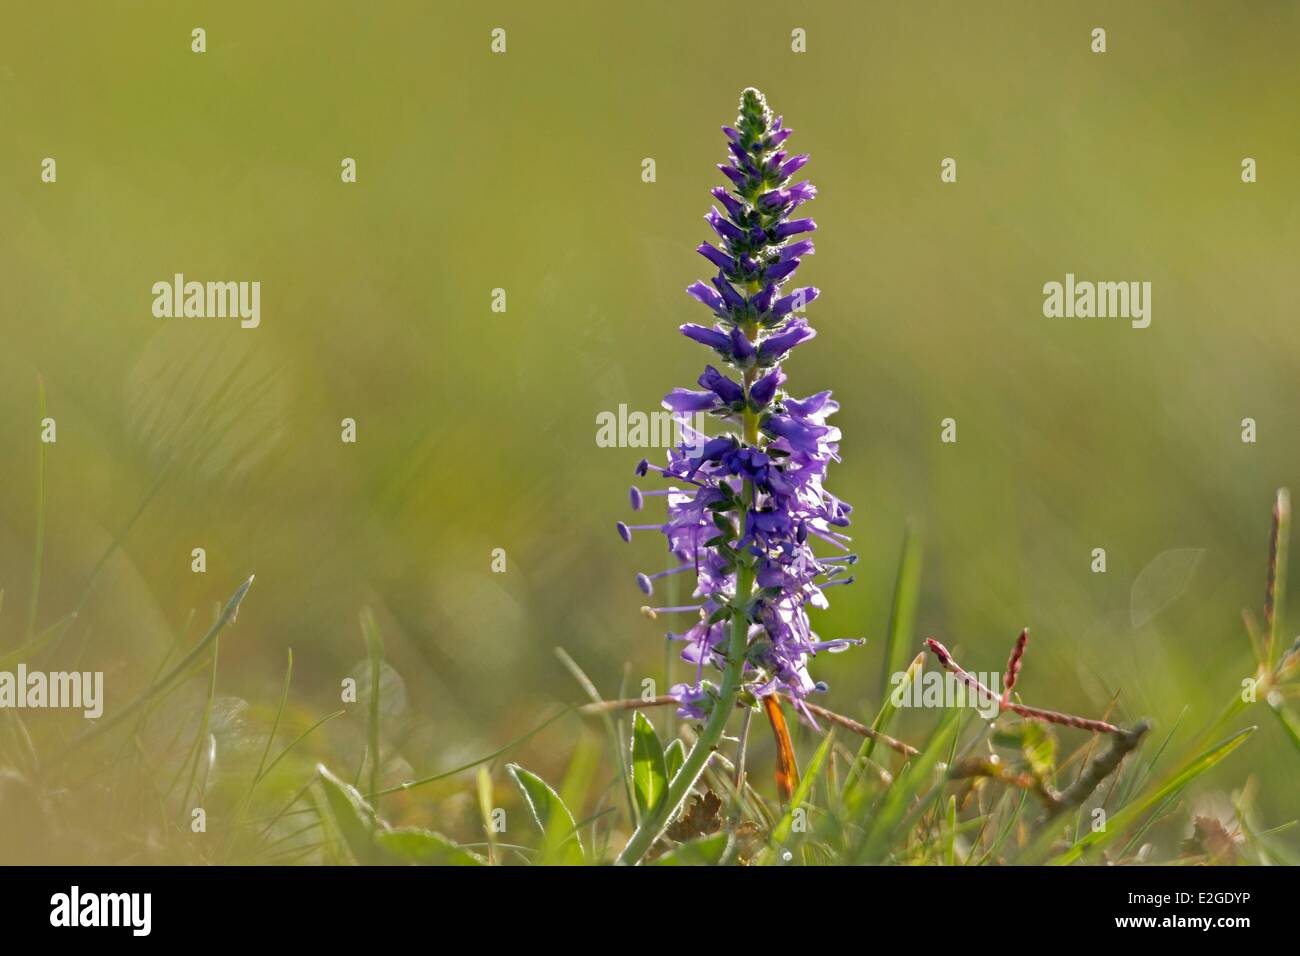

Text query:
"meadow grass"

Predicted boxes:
[[2, 413, 1298, 866]]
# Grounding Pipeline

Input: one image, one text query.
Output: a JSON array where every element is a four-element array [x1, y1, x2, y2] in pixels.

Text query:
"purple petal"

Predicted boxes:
[[758, 320, 816, 363], [772, 286, 820, 318], [706, 208, 744, 243], [779, 240, 815, 261], [773, 218, 816, 240], [764, 414, 830, 454], [729, 326, 756, 363], [697, 242, 734, 272], [679, 323, 731, 352], [779, 154, 810, 178], [686, 281, 725, 313], [663, 388, 720, 412], [710, 186, 744, 220], [763, 258, 799, 283], [750, 367, 786, 406], [698, 365, 744, 404]]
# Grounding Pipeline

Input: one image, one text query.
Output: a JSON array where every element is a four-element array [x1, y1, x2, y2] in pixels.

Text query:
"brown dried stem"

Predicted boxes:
[[925, 635, 1125, 736]]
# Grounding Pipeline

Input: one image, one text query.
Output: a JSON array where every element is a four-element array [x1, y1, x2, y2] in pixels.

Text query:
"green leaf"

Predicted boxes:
[[317, 763, 383, 865], [664, 738, 686, 780], [652, 832, 730, 866], [375, 828, 484, 866], [630, 710, 668, 817], [506, 762, 585, 864]]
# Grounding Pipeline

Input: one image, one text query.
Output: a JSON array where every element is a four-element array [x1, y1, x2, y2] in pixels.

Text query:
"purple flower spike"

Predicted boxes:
[[621, 87, 857, 731]]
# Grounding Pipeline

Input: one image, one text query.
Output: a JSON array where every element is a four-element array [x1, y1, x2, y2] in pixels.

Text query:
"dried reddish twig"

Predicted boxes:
[[925, 634, 1126, 735], [1001, 628, 1028, 704], [788, 695, 920, 758], [578, 695, 677, 714]]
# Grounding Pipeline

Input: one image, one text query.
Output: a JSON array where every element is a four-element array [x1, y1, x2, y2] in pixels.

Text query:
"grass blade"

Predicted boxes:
[[1047, 725, 1257, 865], [878, 527, 922, 703]]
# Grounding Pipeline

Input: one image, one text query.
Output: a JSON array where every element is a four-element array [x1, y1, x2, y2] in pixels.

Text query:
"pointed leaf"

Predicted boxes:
[[317, 763, 383, 865], [664, 738, 686, 780], [506, 762, 584, 864], [630, 710, 668, 816]]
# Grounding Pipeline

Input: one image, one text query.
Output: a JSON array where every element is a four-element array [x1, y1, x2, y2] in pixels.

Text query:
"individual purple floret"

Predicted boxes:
[[617, 88, 861, 728]]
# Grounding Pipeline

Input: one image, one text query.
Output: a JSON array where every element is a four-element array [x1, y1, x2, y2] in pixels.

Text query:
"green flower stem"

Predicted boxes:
[[617, 327, 763, 866], [617, 563, 753, 865]]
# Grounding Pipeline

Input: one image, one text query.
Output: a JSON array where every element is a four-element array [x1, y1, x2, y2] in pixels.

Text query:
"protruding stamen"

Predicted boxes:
[[630, 487, 684, 510], [809, 637, 866, 653], [617, 521, 662, 542], [635, 563, 695, 595], [640, 603, 704, 621], [808, 527, 851, 552]]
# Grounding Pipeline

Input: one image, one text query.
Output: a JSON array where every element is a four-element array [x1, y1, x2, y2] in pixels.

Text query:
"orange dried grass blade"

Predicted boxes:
[[763, 694, 799, 804]]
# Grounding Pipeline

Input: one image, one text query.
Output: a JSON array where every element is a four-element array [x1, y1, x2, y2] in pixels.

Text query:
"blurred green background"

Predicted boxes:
[[2, 1, 1298, 857]]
